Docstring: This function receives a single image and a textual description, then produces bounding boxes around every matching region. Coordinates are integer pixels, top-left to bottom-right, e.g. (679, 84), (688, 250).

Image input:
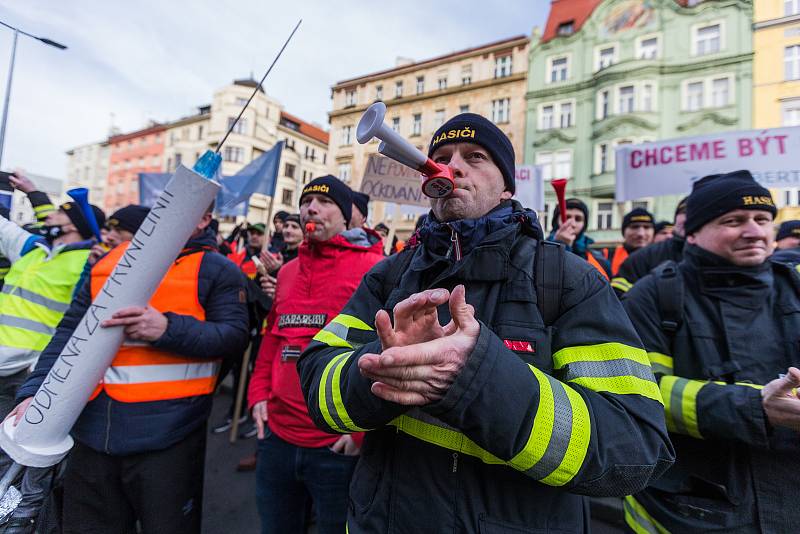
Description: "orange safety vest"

(586, 253), (609, 281)
(610, 245), (629, 276)
(89, 242), (221, 402)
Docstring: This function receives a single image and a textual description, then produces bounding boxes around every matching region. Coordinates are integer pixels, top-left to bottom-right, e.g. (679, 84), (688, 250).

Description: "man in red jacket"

(248, 176), (383, 534)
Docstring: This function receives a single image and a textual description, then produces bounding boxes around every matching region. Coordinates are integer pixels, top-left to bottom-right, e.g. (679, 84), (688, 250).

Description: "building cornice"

(526, 52), (753, 100)
(532, 130), (577, 146)
(676, 110), (738, 131)
(590, 115), (659, 139)
(277, 124), (328, 148)
(330, 72), (527, 120)
(753, 13), (800, 30)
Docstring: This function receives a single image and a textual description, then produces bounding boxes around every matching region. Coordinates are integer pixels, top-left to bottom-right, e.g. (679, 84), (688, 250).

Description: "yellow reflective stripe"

(312, 329), (352, 349)
(331, 352), (367, 432)
(331, 314), (373, 331)
(680, 380), (704, 438)
(714, 380), (763, 390)
(659, 376), (704, 439)
(611, 277), (633, 292)
(390, 415), (505, 465)
(553, 343), (649, 368)
(624, 496), (670, 534)
(647, 352), (673, 375)
(569, 376), (663, 404)
(317, 352), (349, 432)
(541, 383), (591, 486)
(509, 366), (554, 471)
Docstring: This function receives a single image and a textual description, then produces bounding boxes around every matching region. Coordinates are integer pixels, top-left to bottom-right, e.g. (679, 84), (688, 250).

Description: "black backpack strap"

(380, 248), (415, 304)
(535, 240), (565, 326)
(653, 260), (683, 335)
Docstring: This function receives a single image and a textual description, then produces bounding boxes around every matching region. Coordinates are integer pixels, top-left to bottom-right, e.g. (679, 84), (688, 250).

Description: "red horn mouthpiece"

(550, 179), (568, 224)
(305, 221), (316, 233)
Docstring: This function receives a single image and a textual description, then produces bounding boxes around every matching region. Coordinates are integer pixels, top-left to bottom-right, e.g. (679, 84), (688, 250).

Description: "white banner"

(615, 127), (800, 201)
(513, 165), (545, 211)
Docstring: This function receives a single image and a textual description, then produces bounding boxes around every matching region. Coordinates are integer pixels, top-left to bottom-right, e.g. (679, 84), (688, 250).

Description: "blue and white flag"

(218, 141), (284, 210)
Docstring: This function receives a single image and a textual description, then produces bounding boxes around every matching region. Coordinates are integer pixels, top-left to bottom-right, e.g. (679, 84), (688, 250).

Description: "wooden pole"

(384, 203), (402, 255)
(229, 343), (252, 443)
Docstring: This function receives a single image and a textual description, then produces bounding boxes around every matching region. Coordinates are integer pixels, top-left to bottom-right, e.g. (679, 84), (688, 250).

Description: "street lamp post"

(0, 21), (67, 168)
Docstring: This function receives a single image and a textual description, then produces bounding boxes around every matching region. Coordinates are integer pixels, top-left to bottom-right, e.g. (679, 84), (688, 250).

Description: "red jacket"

(248, 229), (384, 448)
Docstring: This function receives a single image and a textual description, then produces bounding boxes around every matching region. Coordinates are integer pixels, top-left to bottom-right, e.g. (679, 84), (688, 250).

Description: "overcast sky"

(0, 1), (549, 179)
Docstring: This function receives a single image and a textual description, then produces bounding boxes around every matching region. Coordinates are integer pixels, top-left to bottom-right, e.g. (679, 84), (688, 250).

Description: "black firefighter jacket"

(622, 244), (800, 533)
(298, 202), (674, 534)
(611, 235), (685, 296)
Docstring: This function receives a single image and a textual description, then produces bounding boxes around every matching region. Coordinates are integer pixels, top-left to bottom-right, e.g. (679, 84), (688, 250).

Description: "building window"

(535, 152), (553, 181)
(375, 85), (383, 100)
(345, 90), (356, 107)
(416, 76), (425, 95)
(782, 98), (800, 126)
(434, 109), (445, 128)
(495, 55), (512, 78)
(285, 163), (295, 178)
(780, 188), (800, 206)
(637, 36), (659, 60)
(491, 98), (510, 123)
(641, 83), (654, 112)
(555, 150), (572, 179)
(597, 202), (613, 230)
(175, 153), (183, 167)
(619, 86), (635, 114)
(395, 81), (403, 98)
(235, 97), (248, 106)
(599, 90), (610, 119)
(549, 57), (569, 83)
(786, 45), (800, 80)
(560, 102), (573, 128)
(437, 77), (447, 90)
(596, 143), (610, 174)
(459, 104), (469, 113)
(227, 117), (247, 135)
(461, 64), (472, 85)
(694, 23), (721, 56)
(557, 21), (574, 36)
(786, 0), (800, 16)
(222, 147), (243, 163)
(338, 163), (352, 184)
(197, 125), (204, 140)
(341, 125), (353, 145)
(392, 117), (400, 132)
(711, 77), (730, 107)
(597, 45), (616, 70)
(686, 81), (704, 111)
(304, 146), (316, 161)
(281, 189), (293, 205)
(541, 105), (555, 130)
(412, 113), (422, 136)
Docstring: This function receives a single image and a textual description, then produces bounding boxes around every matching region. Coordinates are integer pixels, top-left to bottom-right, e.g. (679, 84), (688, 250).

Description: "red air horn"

(356, 102), (454, 198)
(551, 179), (568, 224)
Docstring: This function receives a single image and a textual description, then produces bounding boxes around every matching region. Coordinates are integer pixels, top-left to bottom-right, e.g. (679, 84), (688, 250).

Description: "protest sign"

(360, 154), (429, 207)
(513, 165), (544, 211)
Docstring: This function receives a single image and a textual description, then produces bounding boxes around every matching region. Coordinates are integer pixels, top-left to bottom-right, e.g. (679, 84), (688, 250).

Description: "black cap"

(675, 196), (688, 217)
(300, 175), (353, 224)
(107, 205), (149, 234)
(622, 207), (655, 235)
(284, 213), (301, 226)
(428, 113), (516, 194)
(685, 170), (776, 235)
(273, 211), (289, 222)
(776, 220), (800, 241)
(654, 221), (674, 234)
(60, 201), (106, 240)
(352, 191), (370, 218)
(551, 198), (589, 233)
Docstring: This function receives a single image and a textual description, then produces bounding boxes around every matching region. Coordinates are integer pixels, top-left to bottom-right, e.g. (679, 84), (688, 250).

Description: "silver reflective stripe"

(2, 284), (70, 313)
(563, 359), (656, 384)
(525, 374), (572, 480)
(0, 314), (56, 336)
(323, 321), (365, 351)
(623, 498), (660, 534)
(103, 362), (220, 384)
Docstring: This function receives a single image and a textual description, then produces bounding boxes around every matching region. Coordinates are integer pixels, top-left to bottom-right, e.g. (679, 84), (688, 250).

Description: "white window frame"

(682, 77), (706, 112)
(391, 117), (400, 132)
(639, 81), (657, 112)
(786, 0), (800, 16)
(785, 45), (800, 81)
(495, 55), (512, 78)
(395, 81), (403, 98)
(681, 74), (735, 111)
(535, 152), (553, 182)
(375, 85), (383, 100)
(782, 98), (800, 126)
(710, 76), (732, 108)
(491, 98), (511, 123)
(461, 64), (473, 85)
(416, 76), (425, 95)
(338, 162), (352, 184)
(618, 85), (635, 114)
(635, 33), (661, 60)
(438, 77), (448, 90)
(434, 109), (446, 128)
(546, 54), (571, 84)
(345, 90), (356, 106)
(778, 188), (800, 207)
(597, 89), (611, 120)
(595, 201), (614, 231)
(595, 143), (610, 174)
(554, 150), (572, 180)
(691, 20), (725, 57)
(540, 104), (555, 130)
(594, 43), (619, 72)
(412, 113), (422, 136)
(559, 101), (574, 128)
(341, 125), (353, 145)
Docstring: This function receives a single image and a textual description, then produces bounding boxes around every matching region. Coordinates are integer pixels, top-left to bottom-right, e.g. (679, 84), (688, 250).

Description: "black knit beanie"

(300, 175), (353, 224)
(60, 201), (106, 239)
(622, 207), (655, 235)
(551, 198), (589, 233)
(428, 113), (516, 194)
(685, 170), (776, 235)
(352, 191), (370, 218)
(776, 220), (800, 241)
(107, 205), (149, 234)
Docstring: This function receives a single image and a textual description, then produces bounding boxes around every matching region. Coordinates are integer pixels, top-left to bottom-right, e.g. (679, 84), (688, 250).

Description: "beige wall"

(65, 141), (110, 210)
(329, 37), (529, 236)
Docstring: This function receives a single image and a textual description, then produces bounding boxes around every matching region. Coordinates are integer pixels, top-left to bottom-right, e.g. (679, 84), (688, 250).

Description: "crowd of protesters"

(0, 107), (798, 534)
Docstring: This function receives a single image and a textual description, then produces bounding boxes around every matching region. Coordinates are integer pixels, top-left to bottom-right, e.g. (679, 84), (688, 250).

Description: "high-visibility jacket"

(89, 242), (221, 402)
(299, 200), (674, 533)
(609, 245), (629, 276)
(0, 244), (89, 375)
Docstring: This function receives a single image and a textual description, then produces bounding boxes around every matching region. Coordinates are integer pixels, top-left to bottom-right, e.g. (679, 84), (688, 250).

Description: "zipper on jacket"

(103, 399), (112, 454)
(449, 227), (462, 262)
(451, 452), (459, 473)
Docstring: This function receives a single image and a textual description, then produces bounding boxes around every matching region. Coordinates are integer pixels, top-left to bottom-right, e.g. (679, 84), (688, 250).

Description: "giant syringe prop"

(0, 18), (302, 515)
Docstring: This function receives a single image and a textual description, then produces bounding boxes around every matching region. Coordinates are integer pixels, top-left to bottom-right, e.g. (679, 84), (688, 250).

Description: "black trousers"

(61, 425), (206, 534)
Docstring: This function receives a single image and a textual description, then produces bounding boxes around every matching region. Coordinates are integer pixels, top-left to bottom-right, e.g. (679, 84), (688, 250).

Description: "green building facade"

(525, 0), (753, 244)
